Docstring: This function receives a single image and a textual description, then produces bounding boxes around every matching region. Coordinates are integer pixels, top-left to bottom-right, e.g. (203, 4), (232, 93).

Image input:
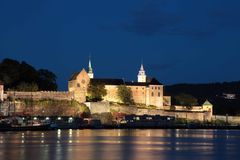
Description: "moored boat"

(0, 117), (51, 131)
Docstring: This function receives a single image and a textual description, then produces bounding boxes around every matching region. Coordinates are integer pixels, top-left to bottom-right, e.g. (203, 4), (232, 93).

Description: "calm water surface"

(0, 129), (240, 160)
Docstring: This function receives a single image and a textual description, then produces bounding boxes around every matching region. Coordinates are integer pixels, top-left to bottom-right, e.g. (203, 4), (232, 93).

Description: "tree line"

(165, 82), (240, 115)
(0, 58), (57, 91)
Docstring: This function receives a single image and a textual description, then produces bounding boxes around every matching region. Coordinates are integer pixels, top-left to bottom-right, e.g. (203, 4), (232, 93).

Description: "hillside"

(0, 58), (57, 91)
(165, 81), (240, 116)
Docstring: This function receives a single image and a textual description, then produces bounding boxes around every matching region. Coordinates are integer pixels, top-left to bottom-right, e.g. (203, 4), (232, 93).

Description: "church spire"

(88, 55), (94, 79)
(88, 58), (93, 73)
(138, 61), (147, 83)
(140, 63), (144, 71)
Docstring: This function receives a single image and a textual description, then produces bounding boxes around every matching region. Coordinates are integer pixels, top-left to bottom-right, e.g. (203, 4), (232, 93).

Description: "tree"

(117, 85), (134, 105)
(0, 58), (21, 88)
(37, 69), (57, 91)
(174, 93), (198, 106)
(0, 58), (58, 91)
(16, 82), (39, 91)
(87, 82), (107, 102)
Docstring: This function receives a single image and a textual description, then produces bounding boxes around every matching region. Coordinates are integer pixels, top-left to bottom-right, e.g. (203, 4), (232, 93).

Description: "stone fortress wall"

(0, 84), (4, 101)
(6, 91), (74, 101)
(87, 102), (213, 121)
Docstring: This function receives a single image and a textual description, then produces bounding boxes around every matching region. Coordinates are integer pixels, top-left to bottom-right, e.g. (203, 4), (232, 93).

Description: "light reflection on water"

(0, 129), (240, 160)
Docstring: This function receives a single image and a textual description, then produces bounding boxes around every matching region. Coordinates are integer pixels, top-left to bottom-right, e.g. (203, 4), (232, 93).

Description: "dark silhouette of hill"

(165, 82), (240, 116)
(0, 58), (57, 91)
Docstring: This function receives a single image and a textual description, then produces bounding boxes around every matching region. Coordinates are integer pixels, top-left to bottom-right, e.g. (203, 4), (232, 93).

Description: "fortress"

(0, 59), (213, 121)
(68, 59), (170, 109)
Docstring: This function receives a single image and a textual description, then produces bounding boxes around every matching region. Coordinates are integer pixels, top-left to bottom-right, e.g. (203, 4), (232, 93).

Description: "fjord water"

(0, 129), (240, 160)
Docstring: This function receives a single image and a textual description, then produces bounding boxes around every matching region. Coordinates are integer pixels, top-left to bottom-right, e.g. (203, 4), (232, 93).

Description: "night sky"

(1, 0), (240, 90)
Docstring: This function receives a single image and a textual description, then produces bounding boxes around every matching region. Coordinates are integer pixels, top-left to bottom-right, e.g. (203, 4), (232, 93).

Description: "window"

(136, 87), (138, 90)
(158, 92), (161, 97)
(155, 87), (157, 90)
(151, 92), (154, 96)
(77, 83), (80, 87)
(158, 87), (160, 90)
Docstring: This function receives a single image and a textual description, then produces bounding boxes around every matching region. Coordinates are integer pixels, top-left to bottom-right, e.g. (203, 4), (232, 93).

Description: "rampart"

(7, 91), (74, 101)
(214, 115), (240, 124)
(87, 102), (213, 121)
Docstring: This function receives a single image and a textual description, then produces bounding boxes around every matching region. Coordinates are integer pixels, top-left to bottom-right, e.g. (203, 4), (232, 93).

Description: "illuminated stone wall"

(7, 91), (74, 101)
(103, 85), (121, 103)
(0, 84), (3, 101)
(68, 69), (90, 103)
(89, 102), (213, 121)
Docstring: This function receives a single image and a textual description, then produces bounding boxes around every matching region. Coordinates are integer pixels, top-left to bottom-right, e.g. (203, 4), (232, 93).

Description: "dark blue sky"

(1, 0), (240, 90)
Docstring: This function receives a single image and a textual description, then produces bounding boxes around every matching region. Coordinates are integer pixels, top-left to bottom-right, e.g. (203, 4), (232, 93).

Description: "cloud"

(121, 0), (240, 38)
(208, 9), (240, 29)
(166, 27), (216, 39)
(122, 1), (182, 36)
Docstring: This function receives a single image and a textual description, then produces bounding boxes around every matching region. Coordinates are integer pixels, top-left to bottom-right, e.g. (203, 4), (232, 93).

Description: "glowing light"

(33, 117), (37, 120)
(69, 129), (73, 137)
(45, 117), (50, 120)
(57, 117), (62, 120)
(57, 129), (61, 138)
(41, 132), (45, 138)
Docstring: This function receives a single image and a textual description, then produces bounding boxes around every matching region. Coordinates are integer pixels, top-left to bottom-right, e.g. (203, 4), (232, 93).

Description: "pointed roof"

(140, 63), (144, 71)
(203, 100), (212, 106)
(125, 78), (162, 86)
(138, 62), (146, 76)
(69, 68), (88, 81)
(88, 58), (93, 73)
(91, 78), (124, 85)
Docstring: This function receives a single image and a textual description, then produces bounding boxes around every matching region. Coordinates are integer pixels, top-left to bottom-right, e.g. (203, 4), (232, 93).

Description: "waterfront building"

(68, 60), (170, 109)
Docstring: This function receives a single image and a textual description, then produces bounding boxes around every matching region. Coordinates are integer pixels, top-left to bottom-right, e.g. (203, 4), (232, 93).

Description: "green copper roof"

(203, 100), (212, 106)
(88, 59), (93, 73)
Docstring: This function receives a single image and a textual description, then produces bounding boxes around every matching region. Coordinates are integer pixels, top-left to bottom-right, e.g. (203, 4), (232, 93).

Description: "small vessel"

(0, 117), (51, 131)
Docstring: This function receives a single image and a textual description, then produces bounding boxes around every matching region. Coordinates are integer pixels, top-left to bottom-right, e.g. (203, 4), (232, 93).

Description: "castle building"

(0, 81), (4, 101)
(68, 61), (170, 109)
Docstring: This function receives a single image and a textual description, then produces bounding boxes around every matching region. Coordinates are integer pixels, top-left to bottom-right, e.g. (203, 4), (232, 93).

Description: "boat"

(0, 117), (51, 131)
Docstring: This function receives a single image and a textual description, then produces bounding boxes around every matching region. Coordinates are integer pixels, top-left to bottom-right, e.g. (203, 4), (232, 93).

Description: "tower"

(137, 63), (147, 82)
(88, 58), (94, 79)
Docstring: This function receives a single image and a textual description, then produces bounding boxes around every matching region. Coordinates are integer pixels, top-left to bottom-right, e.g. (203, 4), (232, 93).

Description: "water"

(0, 129), (240, 160)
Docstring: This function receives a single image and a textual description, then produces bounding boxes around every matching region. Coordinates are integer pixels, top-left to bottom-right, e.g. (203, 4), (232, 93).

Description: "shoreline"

(1, 124), (240, 132)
